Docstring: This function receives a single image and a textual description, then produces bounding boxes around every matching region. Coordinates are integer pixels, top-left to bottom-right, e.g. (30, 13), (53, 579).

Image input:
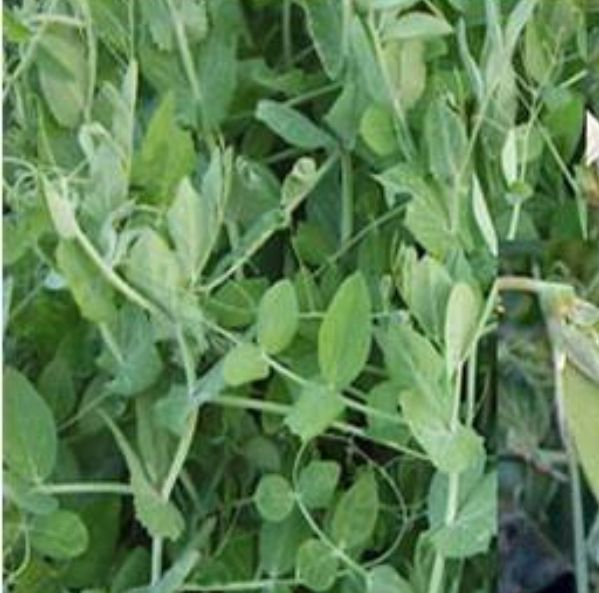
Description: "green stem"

(506, 201), (521, 241)
(36, 482), (132, 496)
(428, 367), (463, 593)
(341, 151), (354, 244)
(181, 579), (297, 592)
(151, 538), (163, 585)
(282, 0), (292, 68)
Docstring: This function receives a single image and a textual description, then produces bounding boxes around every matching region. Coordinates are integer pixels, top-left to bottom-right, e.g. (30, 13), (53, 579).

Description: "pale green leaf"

(298, 460), (341, 509)
(43, 179), (78, 239)
(367, 565), (414, 593)
(471, 175), (498, 256)
(56, 240), (116, 324)
(444, 282), (481, 373)
(167, 178), (217, 282)
(254, 474), (295, 522)
(256, 100), (334, 150)
(285, 384), (345, 442)
(430, 471), (497, 557)
(360, 105), (397, 156)
(36, 26), (88, 128)
(223, 343), (270, 386)
(318, 273), (372, 389)
(30, 510), (89, 560)
(257, 280), (299, 355)
(501, 128), (519, 185)
(385, 12), (453, 40)
(296, 539), (338, 592)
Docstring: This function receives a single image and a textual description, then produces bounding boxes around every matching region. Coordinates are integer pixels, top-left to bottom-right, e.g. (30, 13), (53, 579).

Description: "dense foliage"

(2, 1), (598, 593)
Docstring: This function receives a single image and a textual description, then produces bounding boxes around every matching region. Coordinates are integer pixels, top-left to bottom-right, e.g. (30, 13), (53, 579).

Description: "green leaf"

(126, 228), (183, 314)
(296, 539), (338, 592)
(559, 324), (599, 384)
(444, 282), (481, 373)
(471, 175), (498, 256)
(98, 306), (163, 396)
(254, 474), (295, 522)
(257, 280), (299, 355)
(4, 367), (57, 483)
(30, 510), (89, 560)
(35, 25), (88, 127)
(425, 96), (468, 185)
(385, 12), (453, 40)
(331, 470), (379, 550)
(37, 353), (76, 423)
(223, 342), (270, 386)
(285, 384), (345, 442)
(429, 471), (497, 557)
(367, 565), (414, 593)
(563, 364), (599, 503)
(501, 128), (519, 185)
(383, 322), (445, 396)
(402, 389), (484, 474)
(395, 247), (453, 344)
(298, 460), (341, 508)
(360, 105), (397, 156)
(42, 178), (78, 239)
(167, 178), (217, 282)
(56, 240), (116, 324)
(319, 273), (372, 388)
(256, 100), (334, 150)
(367, 382), (407, 444)
(301, 0), (344, 79)
(102, 414), (184, 540)
(132, 93), (196, 201)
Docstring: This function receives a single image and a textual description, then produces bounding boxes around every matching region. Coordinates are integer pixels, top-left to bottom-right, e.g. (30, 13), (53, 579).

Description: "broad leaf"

(4, 368), (57, 483)
(30, 510), (89, 560)
(318, 273), (372, 388)
(298, 460), (341, 509)
(296, 539), (338, 592)
(257, 280), (299, 355)
(254, 474), (295, 522)
(223, 342), (270, 386)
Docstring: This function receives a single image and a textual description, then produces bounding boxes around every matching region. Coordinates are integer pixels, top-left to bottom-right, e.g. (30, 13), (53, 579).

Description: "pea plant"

(498, 243), (599, 593)
(2, 1), (597, 593)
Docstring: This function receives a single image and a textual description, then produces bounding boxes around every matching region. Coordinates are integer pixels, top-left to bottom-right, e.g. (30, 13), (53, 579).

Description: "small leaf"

(444, 282), (481, 373)
(223, 343), (270, 386)
(43, 179), (78, 239)
(285, 384), (345, 442)
(296, 539), (338, 592)
(319, 273), (372, 389)
(254, 474), (295, 522)
(367, 565), (414, 593)
(385, 12), (453, 40)
(30, 510), (89, 560)
(298, 460), (341, 509)
(331, 470), (379, 550)
(134, 549), (200, 593)
(360, 105), (397, 156)
(256, 100), (334, 150)
(4, 367), (57, 483)
(471, 175), (498, 256)
(501, 128), (519, 185)
(257, 280), (299, 355)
